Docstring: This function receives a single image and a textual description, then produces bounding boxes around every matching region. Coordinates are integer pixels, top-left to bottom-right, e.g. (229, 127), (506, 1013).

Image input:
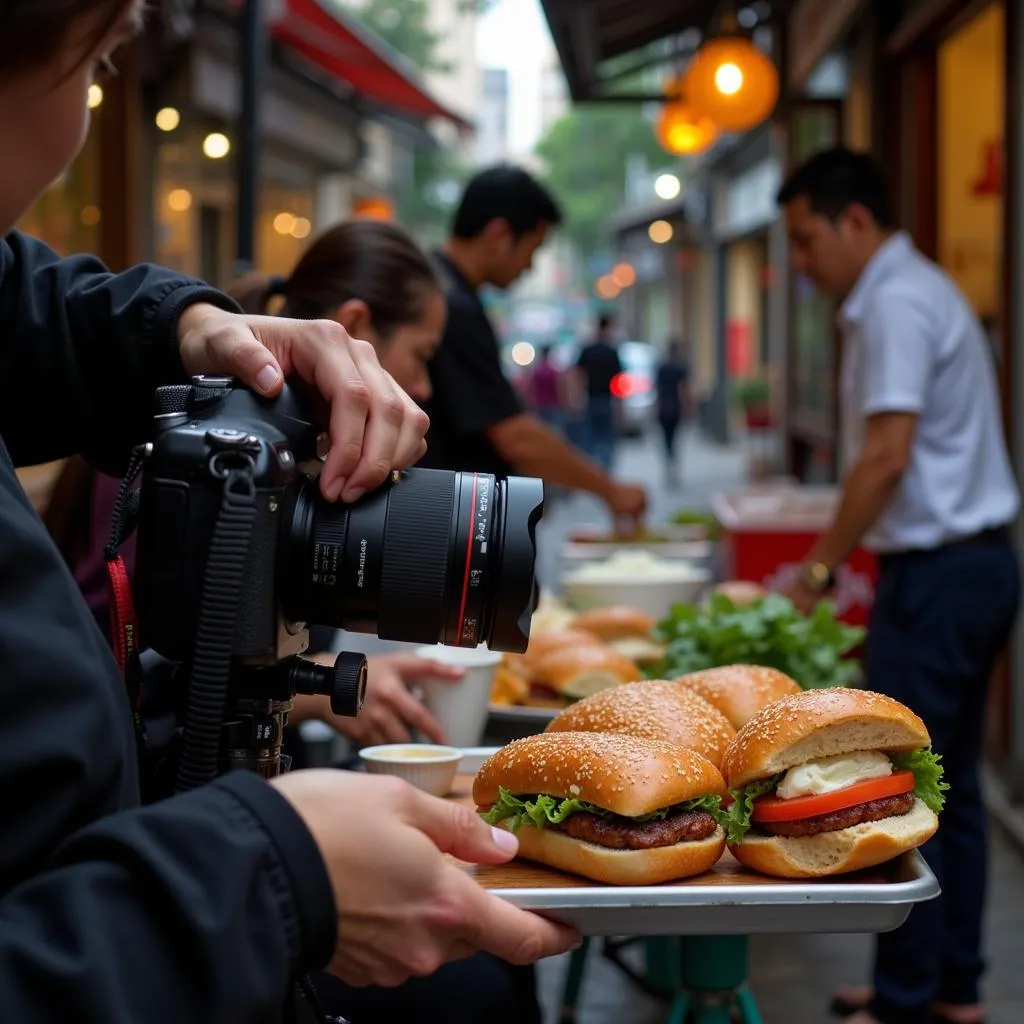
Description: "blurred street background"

(14, 0), (1024, 1022)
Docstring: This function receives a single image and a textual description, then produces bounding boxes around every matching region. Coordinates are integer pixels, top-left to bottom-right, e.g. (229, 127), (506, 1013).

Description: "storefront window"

(937, 2), (1004, 343)
(17, 130), (101, 255)
(788, 103), (841, 423)
(152, 119), (318, 287)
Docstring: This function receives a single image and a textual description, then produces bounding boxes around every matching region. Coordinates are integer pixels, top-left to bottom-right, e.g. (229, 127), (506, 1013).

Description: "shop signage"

(715, 158), (782, 239)
(787, 0), (868, 92)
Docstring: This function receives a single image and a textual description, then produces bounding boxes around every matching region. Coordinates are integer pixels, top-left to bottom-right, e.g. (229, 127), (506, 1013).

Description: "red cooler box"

(712, 485), (878, 629)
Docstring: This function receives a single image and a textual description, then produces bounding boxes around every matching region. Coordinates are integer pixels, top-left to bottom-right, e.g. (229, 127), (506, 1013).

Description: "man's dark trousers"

(866, 531), (1020, 1024)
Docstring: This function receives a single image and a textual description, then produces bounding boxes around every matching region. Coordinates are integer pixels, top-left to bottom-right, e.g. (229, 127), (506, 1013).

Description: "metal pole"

(236, 0), (267, 272)
(1007, 0), (1024, 803)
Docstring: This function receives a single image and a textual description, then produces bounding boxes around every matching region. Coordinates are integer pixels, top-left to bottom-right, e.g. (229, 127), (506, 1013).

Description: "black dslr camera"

(128, 376), (544, 801)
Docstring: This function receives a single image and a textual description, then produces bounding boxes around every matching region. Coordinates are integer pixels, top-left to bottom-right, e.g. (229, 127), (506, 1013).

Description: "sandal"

(829, 993), (986, 1024)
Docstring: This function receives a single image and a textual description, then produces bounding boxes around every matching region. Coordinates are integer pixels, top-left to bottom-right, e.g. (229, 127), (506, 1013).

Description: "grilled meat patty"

(758, 792), (916, 838)
(552, 809), (718, 850)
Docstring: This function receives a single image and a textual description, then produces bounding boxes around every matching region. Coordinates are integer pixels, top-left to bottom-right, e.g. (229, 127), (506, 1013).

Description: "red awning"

(271, 0), (472, 130)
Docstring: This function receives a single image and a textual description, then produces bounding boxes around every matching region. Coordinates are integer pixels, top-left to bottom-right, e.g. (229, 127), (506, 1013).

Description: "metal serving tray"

(467, 851), (939, 937)
(454, 756), (939, 937)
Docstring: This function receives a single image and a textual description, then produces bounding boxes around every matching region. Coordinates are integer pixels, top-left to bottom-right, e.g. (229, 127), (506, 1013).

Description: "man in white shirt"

(778, 148), (1020, 1024)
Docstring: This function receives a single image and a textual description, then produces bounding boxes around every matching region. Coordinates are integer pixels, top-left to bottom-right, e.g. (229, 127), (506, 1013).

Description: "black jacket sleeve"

(0, 441), (336, 1021)
(0, 772), (336, 1023)
(0, 231), (238, 473)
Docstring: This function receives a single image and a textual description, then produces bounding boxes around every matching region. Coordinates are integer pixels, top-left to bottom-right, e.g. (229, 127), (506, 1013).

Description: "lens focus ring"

(377, 472), (456, 642)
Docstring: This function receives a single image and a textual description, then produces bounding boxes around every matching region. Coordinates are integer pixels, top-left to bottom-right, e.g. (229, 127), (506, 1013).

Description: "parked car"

(501, 337), (656, 437)
(611, 340), (656, 437)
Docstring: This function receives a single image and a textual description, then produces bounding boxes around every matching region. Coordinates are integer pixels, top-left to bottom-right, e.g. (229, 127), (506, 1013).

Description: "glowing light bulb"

(715, 62), (744, 96)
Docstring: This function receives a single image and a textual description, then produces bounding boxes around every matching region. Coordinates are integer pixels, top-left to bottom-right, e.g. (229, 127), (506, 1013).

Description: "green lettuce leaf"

(718, 775), (783, 845)
(480, 786), (723, 833)
(650, 593), (865, 690)
(890, 749), (949, 814)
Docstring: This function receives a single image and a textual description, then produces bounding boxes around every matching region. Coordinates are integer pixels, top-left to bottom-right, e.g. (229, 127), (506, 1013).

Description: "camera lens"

(281, 468), (544, 654)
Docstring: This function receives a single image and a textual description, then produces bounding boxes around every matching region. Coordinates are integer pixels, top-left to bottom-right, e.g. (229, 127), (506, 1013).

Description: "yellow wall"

(694, 247), (716, 395)
(725, 238), (766, 374)
(937, 2), (1004, 318)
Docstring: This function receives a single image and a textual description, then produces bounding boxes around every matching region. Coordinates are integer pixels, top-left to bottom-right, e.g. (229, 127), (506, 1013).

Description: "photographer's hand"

(293, 653), (463, 745)
(177, 305), (429, 502)
(272, 771), (581, 986)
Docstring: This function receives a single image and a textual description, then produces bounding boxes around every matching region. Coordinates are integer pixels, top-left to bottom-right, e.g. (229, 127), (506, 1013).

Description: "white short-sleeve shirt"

(838, 231), (1019, 553)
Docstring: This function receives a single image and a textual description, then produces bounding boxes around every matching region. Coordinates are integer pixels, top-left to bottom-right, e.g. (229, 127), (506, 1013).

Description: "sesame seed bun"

(721, 688), (932, 790)
(572, 606), (657, 640)
(676, 665), (802, 729)
(531, 644), (642, 697)
(505, 821), (726, 886)
(475, 732), (727, 885)
(728, 799), (938, 878)
(474, 731), (726, 816)
(544, 680), (737, 768)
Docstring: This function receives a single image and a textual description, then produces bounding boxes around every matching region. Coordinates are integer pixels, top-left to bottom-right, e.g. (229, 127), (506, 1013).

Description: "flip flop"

(829, 995), (986, 1024)
(829, 994), (869, 1017)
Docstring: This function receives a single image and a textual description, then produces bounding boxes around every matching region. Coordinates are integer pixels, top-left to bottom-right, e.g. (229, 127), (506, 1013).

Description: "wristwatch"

(800, 560), (836, 593)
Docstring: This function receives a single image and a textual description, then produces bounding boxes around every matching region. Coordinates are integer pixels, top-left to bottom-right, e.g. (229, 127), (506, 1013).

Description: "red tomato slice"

(752, 770), (915, 823)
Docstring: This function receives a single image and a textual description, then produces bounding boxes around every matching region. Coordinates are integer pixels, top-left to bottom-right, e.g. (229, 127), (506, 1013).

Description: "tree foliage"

(535, 105), (677, 262)
(346, 0), (490, 240)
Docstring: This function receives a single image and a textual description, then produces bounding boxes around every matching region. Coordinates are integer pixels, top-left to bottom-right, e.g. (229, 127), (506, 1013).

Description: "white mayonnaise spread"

(776, 750), (892, 800)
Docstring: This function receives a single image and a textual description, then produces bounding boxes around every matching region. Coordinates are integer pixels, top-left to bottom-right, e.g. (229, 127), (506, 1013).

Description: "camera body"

(135, 376), (314, 665)
(130, 377), (544, 795)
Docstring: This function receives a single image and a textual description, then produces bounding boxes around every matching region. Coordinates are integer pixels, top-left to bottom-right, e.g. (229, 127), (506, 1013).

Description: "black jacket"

(0, 233), (335, 1021)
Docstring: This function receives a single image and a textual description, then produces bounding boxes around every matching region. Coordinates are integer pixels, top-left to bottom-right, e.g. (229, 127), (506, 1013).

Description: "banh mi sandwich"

(572, 606), (665, 666)
(530, 644), (642, 702)
(519, 627), (605, 674)
(503, 628), (605, 695)
(475, 732), (727, 885)
(544, 680), (736, 768)
(676, 665), (802, 729)
(720, 688), (946, 878)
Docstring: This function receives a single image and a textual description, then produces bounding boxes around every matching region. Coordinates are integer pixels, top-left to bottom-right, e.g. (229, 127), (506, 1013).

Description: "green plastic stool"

(558, 935), (762, 1024)
(665, 936), (762, 1024)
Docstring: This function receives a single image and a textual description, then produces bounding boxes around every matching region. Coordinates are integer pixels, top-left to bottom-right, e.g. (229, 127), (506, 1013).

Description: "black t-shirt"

(576, 340), (622, 398)
(418, 253), (522, 476)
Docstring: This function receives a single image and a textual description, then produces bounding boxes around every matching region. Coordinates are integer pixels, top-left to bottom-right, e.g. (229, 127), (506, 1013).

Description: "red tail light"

(610, 371), (651, 399)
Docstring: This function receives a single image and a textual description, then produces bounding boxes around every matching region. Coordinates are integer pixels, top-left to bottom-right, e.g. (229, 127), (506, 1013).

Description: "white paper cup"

(414, 645), (503, 748)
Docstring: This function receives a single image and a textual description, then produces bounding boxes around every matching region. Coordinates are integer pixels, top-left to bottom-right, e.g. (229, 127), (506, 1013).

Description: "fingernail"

(325, 478), (344, 502)
(490, 826), (518, 855)
(255, 364), (281, 393)
(570, 938), (584, 950)
(341, 486), (365, 503)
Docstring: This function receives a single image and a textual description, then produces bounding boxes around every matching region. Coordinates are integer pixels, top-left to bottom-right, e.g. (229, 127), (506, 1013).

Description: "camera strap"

(175, 452), (258, 792)
(103, 446), (148, 742)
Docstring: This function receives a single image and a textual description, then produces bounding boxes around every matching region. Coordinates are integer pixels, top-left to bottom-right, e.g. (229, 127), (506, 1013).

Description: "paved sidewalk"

(534, 821), (1024, 1024)
(535, 427), (747, 590)
(531, 427), (1024, 1024)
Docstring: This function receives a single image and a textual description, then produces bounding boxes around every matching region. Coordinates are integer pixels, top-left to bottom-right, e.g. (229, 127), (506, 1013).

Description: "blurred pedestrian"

(778, 147), (1020, 1024)
(420, 166), (646, 529)
(575, 312), (622, 471)
(655, 338), (691, 487)
(525, 344), (568, 432)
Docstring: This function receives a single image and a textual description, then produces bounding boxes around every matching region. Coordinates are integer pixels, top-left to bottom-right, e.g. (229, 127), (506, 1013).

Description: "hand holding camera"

(273, 770), (582, 988)
(177, 303), (429, 503)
